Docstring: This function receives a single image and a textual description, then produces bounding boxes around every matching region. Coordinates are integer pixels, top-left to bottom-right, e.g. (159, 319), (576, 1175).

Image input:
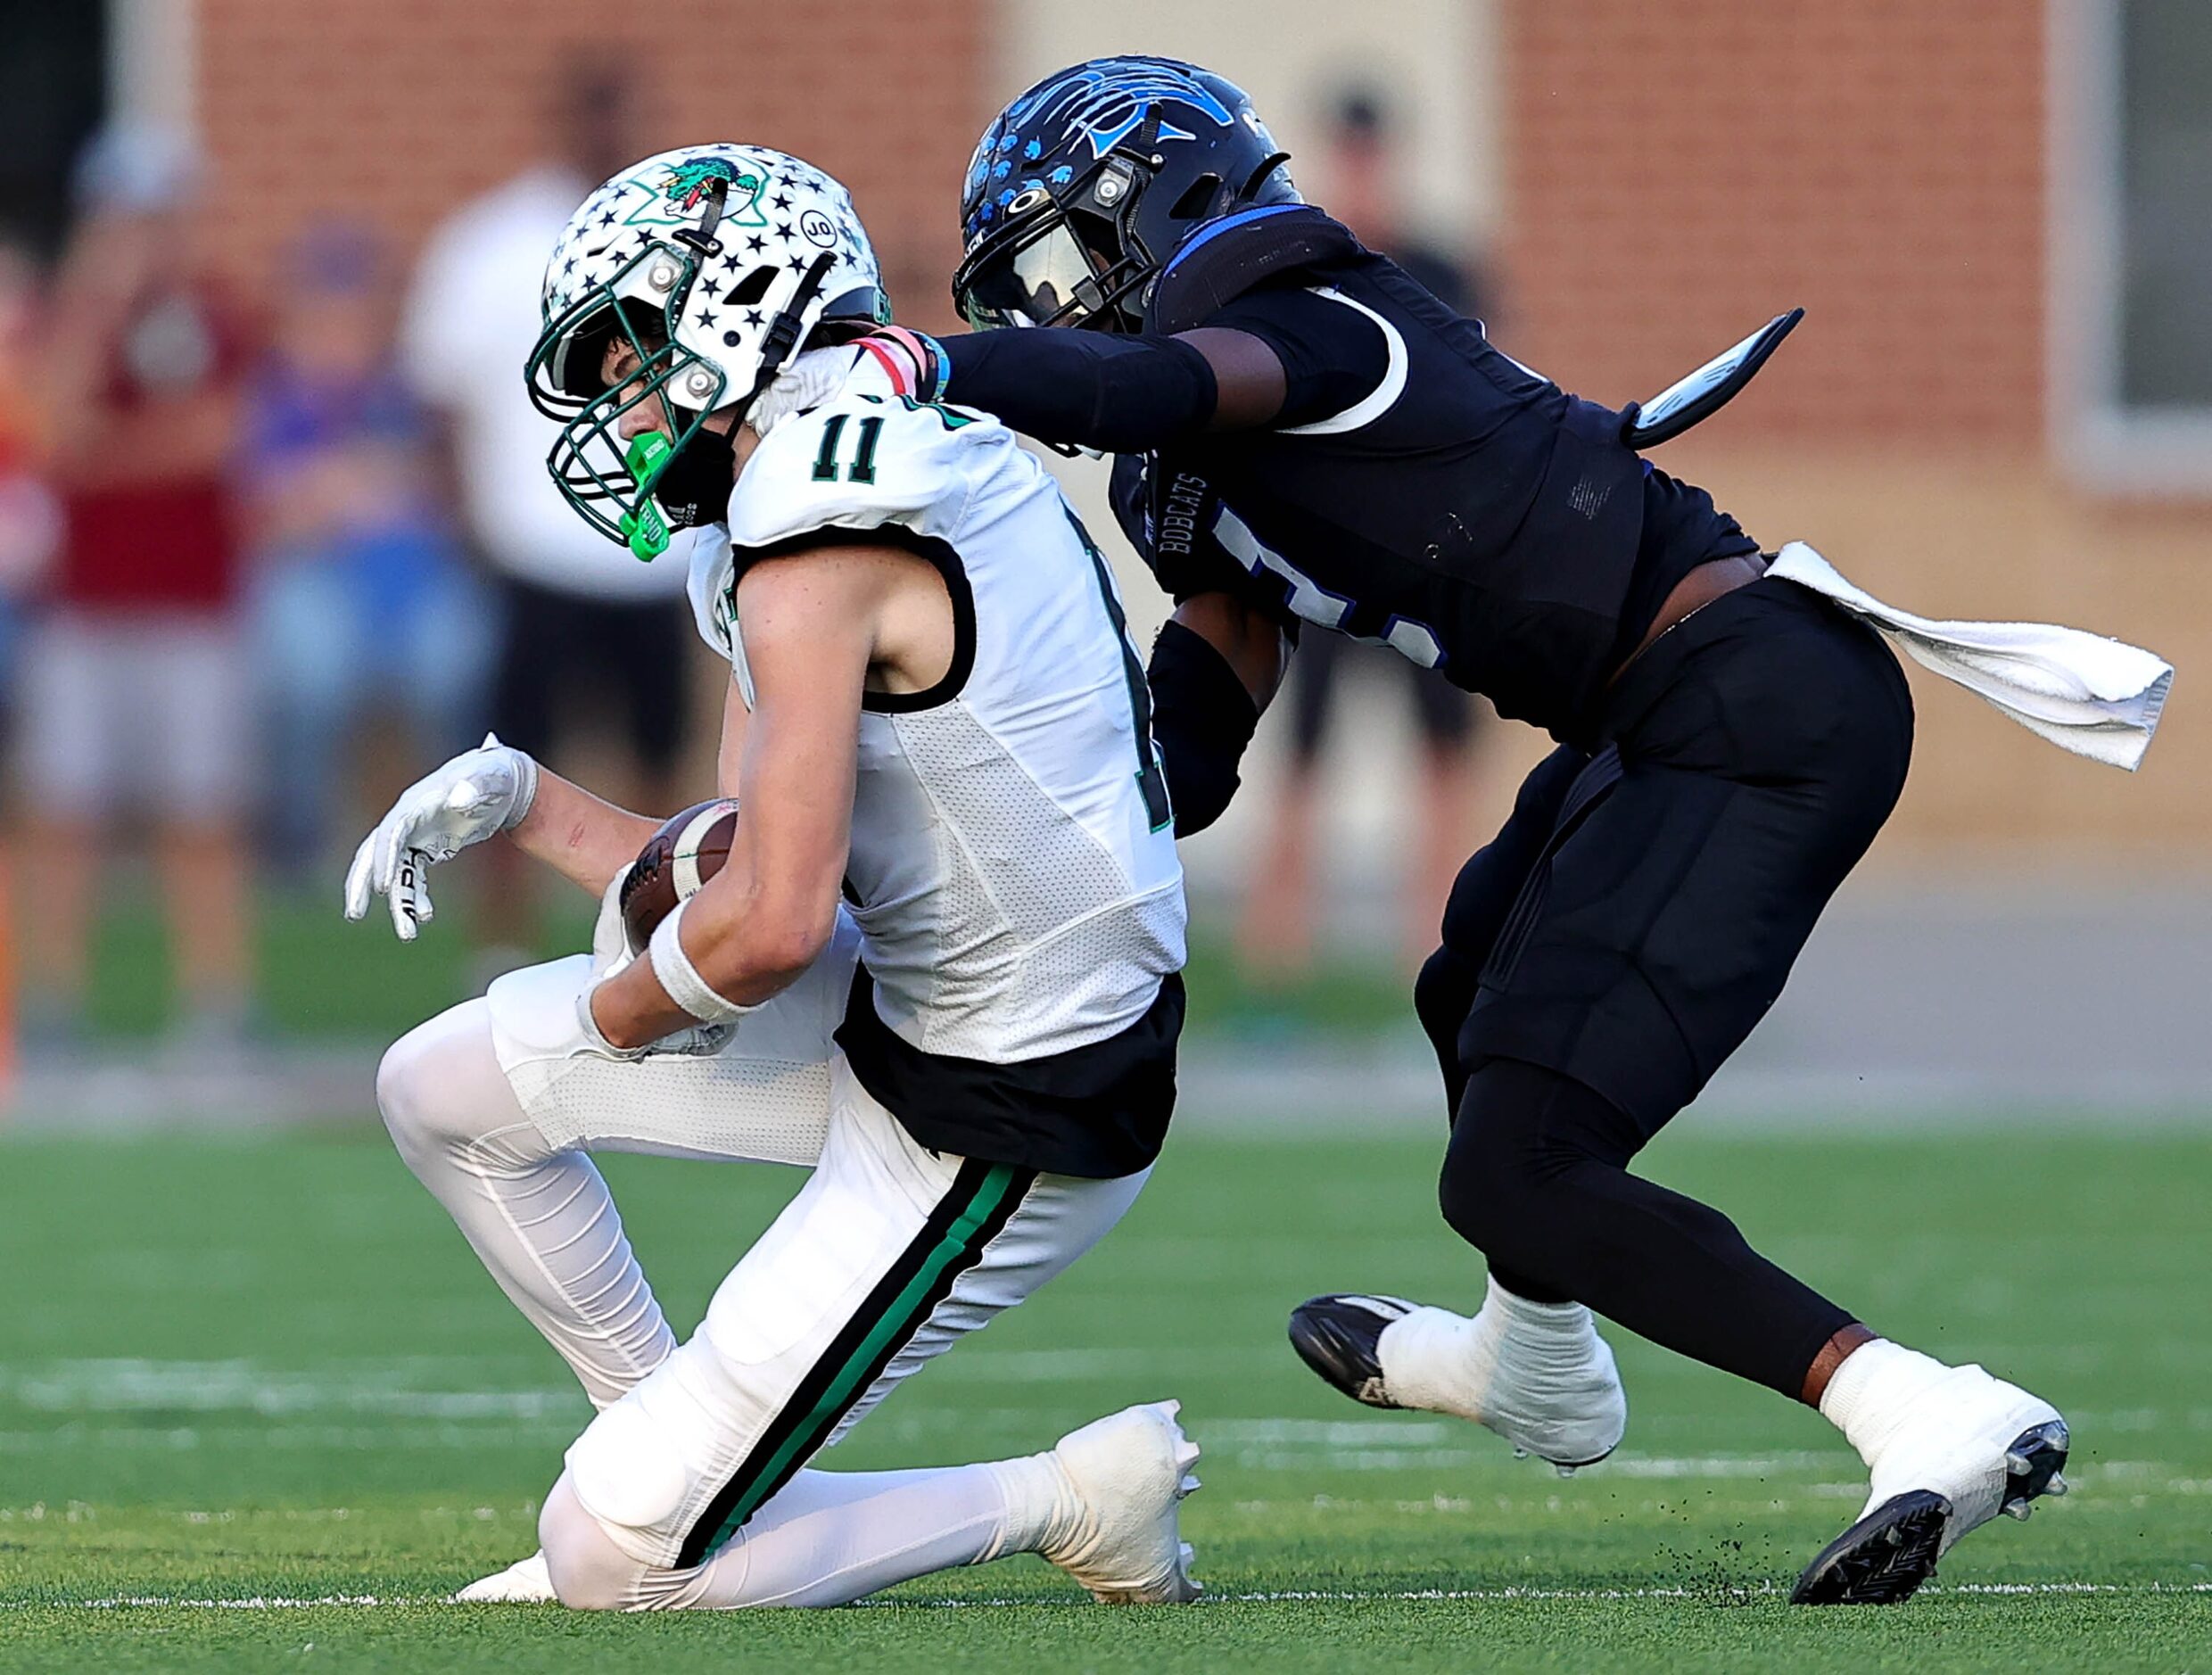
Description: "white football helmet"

(525, 144), (885, 560)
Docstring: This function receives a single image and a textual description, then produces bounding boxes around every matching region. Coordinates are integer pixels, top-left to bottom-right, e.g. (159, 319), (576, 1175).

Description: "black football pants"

(1419, 578), (1912, 1397)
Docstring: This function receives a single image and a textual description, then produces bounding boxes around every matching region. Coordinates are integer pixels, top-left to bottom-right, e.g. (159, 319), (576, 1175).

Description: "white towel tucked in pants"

(1766, 542), (2172, 771)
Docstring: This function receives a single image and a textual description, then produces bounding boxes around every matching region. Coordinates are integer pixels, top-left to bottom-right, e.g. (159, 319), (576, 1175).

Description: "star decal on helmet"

(529, 143), (887, 557)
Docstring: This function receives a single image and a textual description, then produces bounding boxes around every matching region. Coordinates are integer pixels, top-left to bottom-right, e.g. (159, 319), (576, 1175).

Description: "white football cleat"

(1038, 1400), (1202, 1605)
(1290, 1283), (1627, 1470)
(1795, 1359), (2068, 1605)
(455, 1549), (557, 1604)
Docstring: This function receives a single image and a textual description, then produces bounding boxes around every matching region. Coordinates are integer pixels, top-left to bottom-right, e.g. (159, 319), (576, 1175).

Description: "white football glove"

(343, 734), (540, 941)
(747, 345), (871, 437)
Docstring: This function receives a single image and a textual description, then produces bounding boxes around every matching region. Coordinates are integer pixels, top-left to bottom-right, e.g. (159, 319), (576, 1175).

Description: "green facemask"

(524, 245), (728, 563)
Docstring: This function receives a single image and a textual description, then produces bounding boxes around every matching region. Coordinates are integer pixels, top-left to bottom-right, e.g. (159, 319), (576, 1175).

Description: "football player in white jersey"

(343, 145), (1198, 1611)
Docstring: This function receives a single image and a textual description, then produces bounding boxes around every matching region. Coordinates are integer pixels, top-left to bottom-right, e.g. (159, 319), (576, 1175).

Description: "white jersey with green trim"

(686, 367), (1185, 1066)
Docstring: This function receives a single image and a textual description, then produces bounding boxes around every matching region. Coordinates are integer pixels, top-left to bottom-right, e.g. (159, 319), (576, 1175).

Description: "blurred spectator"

(243, 224), (491, 876)
(1238, 90), (1490, 978)
(16, 126), (255, 1046)
(399, 58), (691, 977)
(0, 242), (61, 712)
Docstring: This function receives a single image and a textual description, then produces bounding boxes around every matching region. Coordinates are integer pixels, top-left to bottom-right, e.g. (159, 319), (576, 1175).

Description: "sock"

(1817, 1337), (1956, 1468)
(546, 1462), (1042, 1609)
(1817, 1337), (2067, 1541)
(1381, 1276), (1597, 1416)
(1375, 1275), (1625, 1464)
(981, 1450), (1081, 1560)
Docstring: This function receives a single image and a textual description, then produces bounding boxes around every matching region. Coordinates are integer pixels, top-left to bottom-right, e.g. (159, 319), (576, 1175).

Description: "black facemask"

(648, 422), (736, 531)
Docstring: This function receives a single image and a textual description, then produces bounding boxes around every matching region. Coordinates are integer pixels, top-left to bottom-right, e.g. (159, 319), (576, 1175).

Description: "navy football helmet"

(952, 56), (1299, 334)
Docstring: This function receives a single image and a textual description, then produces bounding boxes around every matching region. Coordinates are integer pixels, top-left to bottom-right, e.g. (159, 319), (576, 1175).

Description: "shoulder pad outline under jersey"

(725, 387), (981, 555)
(1151, 204), (1365, 334)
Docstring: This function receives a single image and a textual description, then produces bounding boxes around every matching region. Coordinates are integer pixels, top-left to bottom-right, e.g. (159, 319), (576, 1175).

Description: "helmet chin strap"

(733, 250), (837, 425)
(619, 198), (831, 558)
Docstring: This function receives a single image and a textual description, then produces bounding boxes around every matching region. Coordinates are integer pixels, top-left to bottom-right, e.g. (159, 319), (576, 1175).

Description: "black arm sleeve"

(1146, 618), (1261, 838)
(936, 330), (1218, 451)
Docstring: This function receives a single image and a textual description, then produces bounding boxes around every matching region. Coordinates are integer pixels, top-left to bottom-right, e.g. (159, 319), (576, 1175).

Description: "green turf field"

(1, 1125), (2206, 1671)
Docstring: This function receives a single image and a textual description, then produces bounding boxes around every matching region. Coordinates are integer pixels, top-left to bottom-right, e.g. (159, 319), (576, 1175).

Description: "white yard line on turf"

(0, 1359), (577, 1418)
(12, 1581), (2208, 1611)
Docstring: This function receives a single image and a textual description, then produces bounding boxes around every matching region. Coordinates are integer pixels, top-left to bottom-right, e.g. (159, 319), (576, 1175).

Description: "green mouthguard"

(621, 432), (675, 561)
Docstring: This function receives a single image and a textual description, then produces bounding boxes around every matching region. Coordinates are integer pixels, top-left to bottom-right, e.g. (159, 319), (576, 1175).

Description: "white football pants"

(376, 917), (1148, 1605)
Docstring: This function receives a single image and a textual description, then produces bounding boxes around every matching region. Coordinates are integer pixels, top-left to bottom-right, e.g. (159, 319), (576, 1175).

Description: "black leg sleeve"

(1438, 1058), (1857, 1398)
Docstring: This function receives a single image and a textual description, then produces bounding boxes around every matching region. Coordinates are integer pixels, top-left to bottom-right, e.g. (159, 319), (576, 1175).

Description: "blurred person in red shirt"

(1237, 89), (1490, 981)
(243, 225), (491, 877)
(15, 126), (255, 1048)
(400, 60), (693, 981)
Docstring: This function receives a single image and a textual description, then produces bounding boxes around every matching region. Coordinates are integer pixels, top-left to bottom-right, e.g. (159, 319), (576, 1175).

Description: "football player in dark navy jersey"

(845, 57), (2071, 1604)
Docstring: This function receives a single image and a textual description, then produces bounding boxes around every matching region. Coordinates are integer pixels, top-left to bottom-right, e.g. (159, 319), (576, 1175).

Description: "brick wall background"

(1502, 0), (2046, 450)
(1497, 0), (2208, 868)
(195, 0), (983, 331)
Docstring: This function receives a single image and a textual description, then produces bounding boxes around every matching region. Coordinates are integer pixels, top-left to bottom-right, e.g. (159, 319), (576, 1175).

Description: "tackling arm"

(891, 326), (1289, 450)
(1149, 590), (1289, 838)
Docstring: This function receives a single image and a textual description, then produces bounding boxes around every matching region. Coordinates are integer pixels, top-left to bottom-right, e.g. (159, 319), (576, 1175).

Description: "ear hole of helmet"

(726, 266), (778, 307)
(1169, 173), (1225, 222)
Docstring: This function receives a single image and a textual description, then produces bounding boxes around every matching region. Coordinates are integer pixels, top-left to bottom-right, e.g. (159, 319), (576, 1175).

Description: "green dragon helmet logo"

(664, 158), (736, 211)
(622, 155), (768, 229)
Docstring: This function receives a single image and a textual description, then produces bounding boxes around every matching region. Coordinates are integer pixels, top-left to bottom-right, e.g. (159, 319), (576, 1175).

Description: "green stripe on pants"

(702, 1161), (1022, 1552)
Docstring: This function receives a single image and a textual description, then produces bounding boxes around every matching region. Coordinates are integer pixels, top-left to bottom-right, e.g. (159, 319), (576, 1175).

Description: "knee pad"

(557, 1349), (743, 1572)
(376, 997), (524, 1160)
(539, 1472), (644, 1611)
(566, 1398), (691, 1536)
(375, 1021), (449, 1156)
(1413, 945), (1479, 1117)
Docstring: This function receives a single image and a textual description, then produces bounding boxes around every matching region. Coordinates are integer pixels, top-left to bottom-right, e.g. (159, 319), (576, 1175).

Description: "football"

(618, 797), (740, 953)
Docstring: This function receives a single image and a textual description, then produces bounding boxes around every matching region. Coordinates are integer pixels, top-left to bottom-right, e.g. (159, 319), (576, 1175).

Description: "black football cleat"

(1788, 1489), (1952, 1605)
(1288, 1294), (1419, 1409)
(1791, 1418), (2070, 1605)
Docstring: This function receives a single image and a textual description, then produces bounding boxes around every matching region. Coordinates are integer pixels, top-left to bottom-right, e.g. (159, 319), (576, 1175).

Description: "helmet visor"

(955, 205), (1146, 333)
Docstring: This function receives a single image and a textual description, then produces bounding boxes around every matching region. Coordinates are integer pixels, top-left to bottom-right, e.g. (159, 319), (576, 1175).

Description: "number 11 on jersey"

(811, 413), (884, 484)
